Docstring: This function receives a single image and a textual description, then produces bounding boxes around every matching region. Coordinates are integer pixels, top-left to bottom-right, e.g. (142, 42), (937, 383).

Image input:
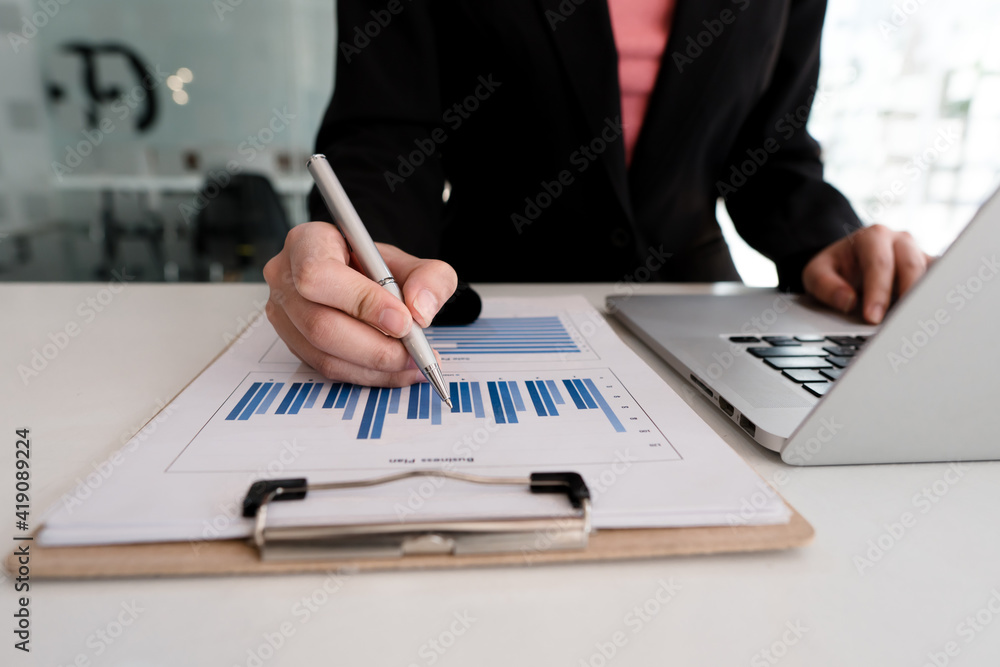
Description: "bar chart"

(424, 316), (582, 354)
(172, 368), (680, 472)
(224, 374), (629, 438)
(259, 315), (598, 365)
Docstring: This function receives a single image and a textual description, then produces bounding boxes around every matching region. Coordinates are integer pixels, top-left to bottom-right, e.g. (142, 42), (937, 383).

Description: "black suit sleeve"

(721, 0), (862, 292)
(310, 0), (446, 258)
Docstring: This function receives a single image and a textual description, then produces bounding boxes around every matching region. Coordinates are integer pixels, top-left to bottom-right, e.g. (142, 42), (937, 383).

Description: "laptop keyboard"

(729, 335), (870, 398)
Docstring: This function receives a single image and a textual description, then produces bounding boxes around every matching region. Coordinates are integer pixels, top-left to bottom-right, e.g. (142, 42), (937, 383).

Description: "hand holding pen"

(263, 156), (457, 400)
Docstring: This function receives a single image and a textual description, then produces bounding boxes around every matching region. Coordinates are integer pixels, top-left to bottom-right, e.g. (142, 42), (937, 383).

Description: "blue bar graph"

(424, 316), (580, 354)
(275, 383), (303, 415)
(584, 379), (626, 433)
(288, 382), (314, 415)
(342, 385), (362, 419)
(460, 382), (472, 414)
(497, 381), (519, 424)
(226, 374), (631, 438)
(572, 379), (599, 409)
(487, 382), (505, 424)
(357, 388), (381, 439)
(471, 382), (485, 418)
(507, 381), (525, 411)
(418, 383), (430, 420)
(335, 384), (353, 409)
(525, 381), (547, 417)
(226, 382), (262, 420)
(399, 385), (442, 426)
(238, 382), (272, 420)
(322, 383), (342, 409)
(303, 383), (323, 409)
(371, 388), (391, 438)
(545, 380), (565, 404)
(255, 382), (284, 414)
(562, 379), (586, 410)
(536, 380), (559, 417)
(407, 382), (420, 419)
(431, 390), (442, 425)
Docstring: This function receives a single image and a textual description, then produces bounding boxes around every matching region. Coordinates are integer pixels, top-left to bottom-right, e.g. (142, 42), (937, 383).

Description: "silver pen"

(306, 154), (452, 408)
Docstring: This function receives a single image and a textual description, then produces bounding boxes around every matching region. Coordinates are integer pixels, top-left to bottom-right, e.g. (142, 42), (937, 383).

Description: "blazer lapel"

(534, 0), (633, 223)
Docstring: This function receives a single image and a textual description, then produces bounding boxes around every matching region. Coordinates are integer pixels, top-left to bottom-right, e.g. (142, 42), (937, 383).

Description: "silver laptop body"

(608, 188), (1000, 465)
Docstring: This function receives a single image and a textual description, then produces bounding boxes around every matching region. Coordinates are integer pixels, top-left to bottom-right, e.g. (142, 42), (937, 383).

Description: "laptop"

(608, 187), (1000, 465)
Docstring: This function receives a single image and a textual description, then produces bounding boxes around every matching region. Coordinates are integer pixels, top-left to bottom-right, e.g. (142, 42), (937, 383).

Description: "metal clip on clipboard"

(241, 471), (592, 562)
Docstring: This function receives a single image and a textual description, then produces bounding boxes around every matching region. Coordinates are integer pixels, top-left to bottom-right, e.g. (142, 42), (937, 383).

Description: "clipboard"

(11, 469), (812, 579)
(9, 297), (814, 579)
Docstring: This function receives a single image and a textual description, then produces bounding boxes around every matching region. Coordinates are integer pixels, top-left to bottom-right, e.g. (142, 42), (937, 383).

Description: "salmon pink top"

(606, 0), (677, 166)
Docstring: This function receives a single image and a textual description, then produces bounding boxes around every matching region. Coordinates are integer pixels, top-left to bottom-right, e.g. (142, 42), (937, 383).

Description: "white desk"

(4, 282), (999, 666)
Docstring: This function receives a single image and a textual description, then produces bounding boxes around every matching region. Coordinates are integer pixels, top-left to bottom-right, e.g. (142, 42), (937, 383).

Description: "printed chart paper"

(39, 296), (788, 547)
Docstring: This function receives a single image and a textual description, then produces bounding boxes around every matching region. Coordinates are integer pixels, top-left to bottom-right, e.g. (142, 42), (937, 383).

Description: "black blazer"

(311, 0), (862, 289)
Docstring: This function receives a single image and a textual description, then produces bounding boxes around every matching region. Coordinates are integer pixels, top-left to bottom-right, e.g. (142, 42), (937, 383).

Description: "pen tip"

(445, 398), (454, 409)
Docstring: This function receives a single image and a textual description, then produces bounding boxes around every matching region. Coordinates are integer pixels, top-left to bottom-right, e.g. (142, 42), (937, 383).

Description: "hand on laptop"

(802, 224), (934, 325)
(263, 221), (457, 386)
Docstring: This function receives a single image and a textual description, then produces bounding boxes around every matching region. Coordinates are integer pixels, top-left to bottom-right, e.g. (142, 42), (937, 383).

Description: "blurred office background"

(0, 0), (333, 282)
(0, 0), (998, 284)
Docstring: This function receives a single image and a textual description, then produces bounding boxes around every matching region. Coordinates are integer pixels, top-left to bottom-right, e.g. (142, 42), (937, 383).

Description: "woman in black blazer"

(264, 0), (932, 387)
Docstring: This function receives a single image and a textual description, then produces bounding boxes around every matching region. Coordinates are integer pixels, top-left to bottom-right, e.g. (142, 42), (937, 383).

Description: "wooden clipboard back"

(10, 507), (812, 579)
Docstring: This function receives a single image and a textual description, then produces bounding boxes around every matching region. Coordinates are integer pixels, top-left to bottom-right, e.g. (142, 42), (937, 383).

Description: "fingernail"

(835, 289), (856, 313)
(867, 304), (885, 324)
(379, 308), (410, 337)
(413, 289), (439, 326)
